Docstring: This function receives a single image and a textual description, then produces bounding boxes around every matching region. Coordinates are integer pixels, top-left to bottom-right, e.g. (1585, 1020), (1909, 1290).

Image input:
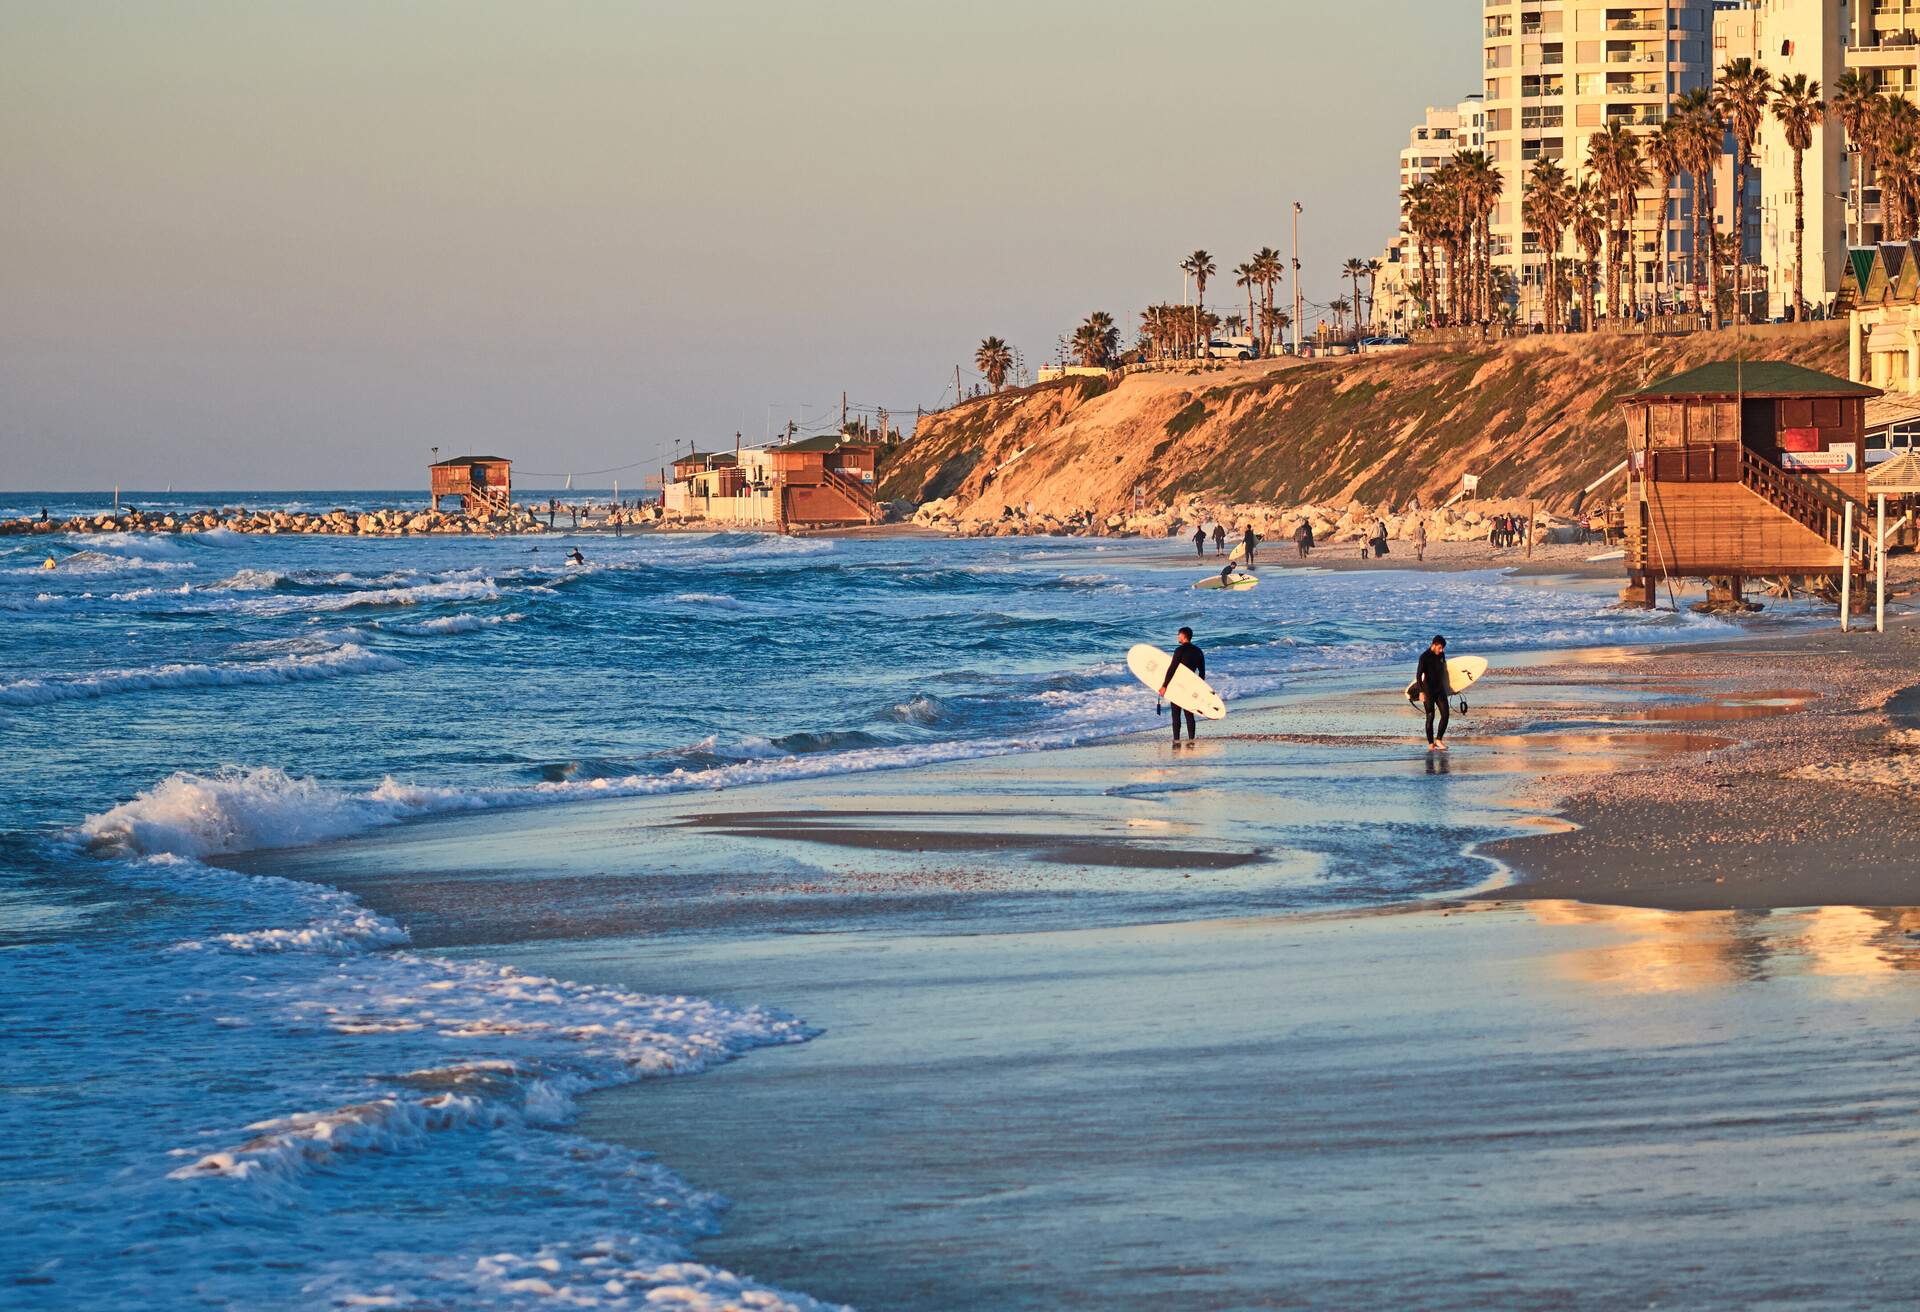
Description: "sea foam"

(0, 643), (402, 707)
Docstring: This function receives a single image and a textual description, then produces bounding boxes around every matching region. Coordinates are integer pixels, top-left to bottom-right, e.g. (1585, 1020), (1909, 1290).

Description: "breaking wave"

(0, 644), (403, 707)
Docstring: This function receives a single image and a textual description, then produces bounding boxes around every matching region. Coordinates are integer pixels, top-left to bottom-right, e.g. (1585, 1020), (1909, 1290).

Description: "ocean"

(1, 498), (1758, 1308)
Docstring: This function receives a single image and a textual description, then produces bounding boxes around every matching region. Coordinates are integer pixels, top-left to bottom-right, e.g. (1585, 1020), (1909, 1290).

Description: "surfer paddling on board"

(1412, 634), (1452, 751)
(1160, 627), (1206, 743)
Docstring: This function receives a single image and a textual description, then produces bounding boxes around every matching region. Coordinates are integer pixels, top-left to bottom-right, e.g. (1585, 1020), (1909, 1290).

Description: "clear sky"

(0, 1), (1476, 492)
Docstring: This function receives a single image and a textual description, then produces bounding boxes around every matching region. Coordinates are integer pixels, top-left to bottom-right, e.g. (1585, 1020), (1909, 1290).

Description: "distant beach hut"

(430, 456), (512, 516)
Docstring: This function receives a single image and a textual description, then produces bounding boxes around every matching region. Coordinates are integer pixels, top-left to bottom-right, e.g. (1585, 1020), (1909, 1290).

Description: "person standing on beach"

(1411, 517), (1427, 562)
(1193, 525), (1206, 557)
(1212, 522), (1227, 555)
(1294, 520), (1313, 557)
(1412, 635), (1451, 751)
(1241, 525), (1258, 568)
(1160, 626), (1205, 744)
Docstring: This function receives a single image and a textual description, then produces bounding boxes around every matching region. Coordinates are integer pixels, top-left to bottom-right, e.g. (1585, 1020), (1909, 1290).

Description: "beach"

(10, 523), (1920, 1310)
(236, 584), (1920, 1309)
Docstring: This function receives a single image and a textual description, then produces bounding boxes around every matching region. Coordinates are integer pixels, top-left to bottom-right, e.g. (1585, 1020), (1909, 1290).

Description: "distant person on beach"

(1159, 626), (1206, 744)
(1369, 520), (1389, 559)
(1212, 523), (1227, 555)
(1411, 517), (1427, 562)
(1193, 526), (1206, 557)
(1241, 525), (1258, 568)
(1412, 634), (1451, 752)
(1294, 520), (1313, 557)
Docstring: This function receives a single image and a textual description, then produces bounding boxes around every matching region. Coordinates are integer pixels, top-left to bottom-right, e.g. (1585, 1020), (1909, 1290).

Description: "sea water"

(0, 505), (1750, 1308)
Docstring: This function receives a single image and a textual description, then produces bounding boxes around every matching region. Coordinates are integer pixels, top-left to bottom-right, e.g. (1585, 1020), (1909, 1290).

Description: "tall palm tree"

(1715, 56), (1773, 325)
(1672, 87), (1720, 317)
(1585, 124), (1638, 318)
(1402, 180), (1436, 326)
(1235, 261), (1260, 355)
(1182, 250), (1215, 357)
(1252, 246), (1284, 355)
(1647, 119), (1686, 317)
(1771, 73), (1826, 321)
(1342, 258), (1368, 332)
(1523, 158), (1574, 332)
(1454, 151), (1503, 325)
(1832, 70), (1882, 247)
(975, 336), (1014, 391)
(1573, 178), (1606, 331)
(1365, 258), (1382, 330)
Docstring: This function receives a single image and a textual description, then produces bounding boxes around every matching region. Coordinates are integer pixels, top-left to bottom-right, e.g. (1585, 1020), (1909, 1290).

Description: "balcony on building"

(1605, 9), (1664, 34)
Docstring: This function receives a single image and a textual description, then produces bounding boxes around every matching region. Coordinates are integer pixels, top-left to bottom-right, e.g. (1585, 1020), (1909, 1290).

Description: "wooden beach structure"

(663, 434), (881, 531)
(430, 455), (512, 516)
(1620, 362), (1880, 608)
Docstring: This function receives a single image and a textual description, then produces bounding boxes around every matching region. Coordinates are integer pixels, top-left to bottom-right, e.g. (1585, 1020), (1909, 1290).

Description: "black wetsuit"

(1163, 641), (1206, 740)
(1414, 648), (1451, 744)
(1193, 528), (1206, 557)
(1241, 528), (1257, 567)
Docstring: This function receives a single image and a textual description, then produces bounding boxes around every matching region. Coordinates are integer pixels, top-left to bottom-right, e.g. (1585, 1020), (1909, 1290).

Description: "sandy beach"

(232, 592), (1920, 1309)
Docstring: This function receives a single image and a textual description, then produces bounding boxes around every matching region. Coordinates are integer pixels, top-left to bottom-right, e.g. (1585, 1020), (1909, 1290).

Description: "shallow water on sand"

(0, 523), (1842, 1308)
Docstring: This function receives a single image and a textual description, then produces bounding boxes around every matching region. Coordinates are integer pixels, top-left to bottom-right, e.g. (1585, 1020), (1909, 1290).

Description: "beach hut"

(430, 456), (512, 516)
(1869, 450), (1920, 550)
(1620, 361), (1880, 607)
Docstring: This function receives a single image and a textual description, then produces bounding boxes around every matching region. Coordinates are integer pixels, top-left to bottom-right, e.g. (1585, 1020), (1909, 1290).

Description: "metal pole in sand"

(1841, 501), (1854, 632)
(1877, 493), (1887, 634)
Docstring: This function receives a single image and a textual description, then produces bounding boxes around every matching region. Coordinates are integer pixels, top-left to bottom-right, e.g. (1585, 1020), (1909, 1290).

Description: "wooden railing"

(1738, 447), (1871, 566)
(822, 468), (878, 522)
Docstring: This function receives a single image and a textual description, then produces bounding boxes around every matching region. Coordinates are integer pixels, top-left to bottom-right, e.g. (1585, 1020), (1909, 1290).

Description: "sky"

(0, 1), (1477, 492)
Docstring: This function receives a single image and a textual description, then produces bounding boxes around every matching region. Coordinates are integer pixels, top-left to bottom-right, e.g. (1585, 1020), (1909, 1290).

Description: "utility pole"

(1292, 201), (1304, 354)
(841, 391), (848, 430)
(956, 364), (963, 404)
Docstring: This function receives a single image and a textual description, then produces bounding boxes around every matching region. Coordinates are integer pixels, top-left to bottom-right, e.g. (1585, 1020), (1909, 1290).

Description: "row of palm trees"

(1403, 59), (1838, 331)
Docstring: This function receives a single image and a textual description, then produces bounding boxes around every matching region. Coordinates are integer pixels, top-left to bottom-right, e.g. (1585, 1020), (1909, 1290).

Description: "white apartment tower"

(1482, 0), (1718, 323)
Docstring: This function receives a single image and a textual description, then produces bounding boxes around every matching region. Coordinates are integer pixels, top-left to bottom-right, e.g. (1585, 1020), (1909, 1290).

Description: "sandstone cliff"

(881, 324), (1848, 530)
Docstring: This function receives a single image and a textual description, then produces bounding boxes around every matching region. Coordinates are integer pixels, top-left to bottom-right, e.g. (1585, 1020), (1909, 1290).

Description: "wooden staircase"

(1737, 447), (1871, 570)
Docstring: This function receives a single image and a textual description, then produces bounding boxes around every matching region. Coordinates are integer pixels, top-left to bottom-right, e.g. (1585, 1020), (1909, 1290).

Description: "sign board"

(1781, 447), (1859, 474)
(1461, 474), (1480, 495)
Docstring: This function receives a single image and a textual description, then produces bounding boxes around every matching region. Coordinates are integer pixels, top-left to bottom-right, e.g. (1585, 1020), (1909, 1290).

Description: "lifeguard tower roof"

(431, 454), (510, 466)
(1628, 361), (1878, 401)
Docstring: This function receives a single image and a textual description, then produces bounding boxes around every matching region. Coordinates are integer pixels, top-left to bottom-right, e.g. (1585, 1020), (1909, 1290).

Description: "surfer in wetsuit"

(567, 548), (586, 565)
(1412, 634), (1451, 751)
(1212, 523), (1226, 555)
(1241, 525), (1258, 568)
(1193, 526), (1206, 557)
(1160, 626), (1205, 743)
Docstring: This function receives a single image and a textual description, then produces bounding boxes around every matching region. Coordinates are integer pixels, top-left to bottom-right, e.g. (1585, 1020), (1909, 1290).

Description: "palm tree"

(1365, 258), (1383, 331)
(1716, 56), (1773, 325)
(975, 336), (1014, 391)
(1771, 73), (1826, 321)
(1573, 179), (1606, 331)
(1252, 247), (1284, 355)
(1882, 97), (1920, 241)
(1523, 158), (1574, 331)
(1585, 124), (1641, 319)
(1832, 70), (1882, 247)
(1647, 119), (1686, 317)
(1342, 258), (1368, 332)
(1672, 87), (1720, 317)
(1235, 261), (1260, 355)
(1072, 312), (1119, 367)
(1182, 250), (1216, 357)
(1329, 296), (1352, 339)
(1454, 151), (1503, 325)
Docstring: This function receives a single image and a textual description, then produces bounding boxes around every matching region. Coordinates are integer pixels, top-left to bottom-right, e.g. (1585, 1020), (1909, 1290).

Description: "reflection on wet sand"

(1522, 900), (1920, 993)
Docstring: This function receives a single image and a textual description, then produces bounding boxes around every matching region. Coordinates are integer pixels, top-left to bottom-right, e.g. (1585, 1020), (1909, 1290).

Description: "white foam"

(381, 612), (522, 635)
(0, 643), (401, 707)
(668, 591), (744, 608)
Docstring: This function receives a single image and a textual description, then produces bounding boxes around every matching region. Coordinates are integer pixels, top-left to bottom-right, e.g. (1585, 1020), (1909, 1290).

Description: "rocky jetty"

(0, 504), (571, 538)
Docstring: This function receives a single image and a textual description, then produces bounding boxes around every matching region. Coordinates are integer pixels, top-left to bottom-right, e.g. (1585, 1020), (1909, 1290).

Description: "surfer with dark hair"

(1412, 634), (1451, 751)
(1212, 523), (1226, 555)
(1241, 525), (1258, 568)
(1193, 526), (1206, 557)
(1160, 627), (1206, 743)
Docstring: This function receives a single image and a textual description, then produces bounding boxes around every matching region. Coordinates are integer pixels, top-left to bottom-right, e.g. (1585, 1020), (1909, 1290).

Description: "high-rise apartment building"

(1752, 0), (1845, 319)
(1481, 0), (1718, 323)
(1374, 98), (1488, 331)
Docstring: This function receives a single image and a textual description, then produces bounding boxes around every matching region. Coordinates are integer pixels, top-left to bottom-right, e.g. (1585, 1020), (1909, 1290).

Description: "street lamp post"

(1291, 201), (1304, 353)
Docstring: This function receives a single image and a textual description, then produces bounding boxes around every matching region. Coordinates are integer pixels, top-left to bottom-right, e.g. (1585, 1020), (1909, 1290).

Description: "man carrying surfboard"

(1412, 635), (1451, 751)
(1160, 627), (1206, 743)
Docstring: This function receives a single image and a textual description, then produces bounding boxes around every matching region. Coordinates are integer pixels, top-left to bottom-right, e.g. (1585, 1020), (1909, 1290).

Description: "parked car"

(1205, 340), (1253, 360)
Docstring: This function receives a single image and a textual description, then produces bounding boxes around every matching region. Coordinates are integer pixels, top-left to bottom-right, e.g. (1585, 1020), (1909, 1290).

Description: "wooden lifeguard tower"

(1620, 361), (1880, 607)
(430, 455), (512, 516)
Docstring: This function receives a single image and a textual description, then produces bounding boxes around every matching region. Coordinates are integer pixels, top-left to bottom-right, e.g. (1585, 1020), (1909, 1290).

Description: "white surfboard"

(1406, 655), (1489, 702)
(1228, 538), (1259, 564)
(1128, 643), (1227, 720)
(1194, 573), (1259, 591)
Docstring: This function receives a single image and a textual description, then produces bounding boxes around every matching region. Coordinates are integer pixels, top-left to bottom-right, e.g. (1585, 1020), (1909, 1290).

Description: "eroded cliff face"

(881, 326), (1849, 526)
